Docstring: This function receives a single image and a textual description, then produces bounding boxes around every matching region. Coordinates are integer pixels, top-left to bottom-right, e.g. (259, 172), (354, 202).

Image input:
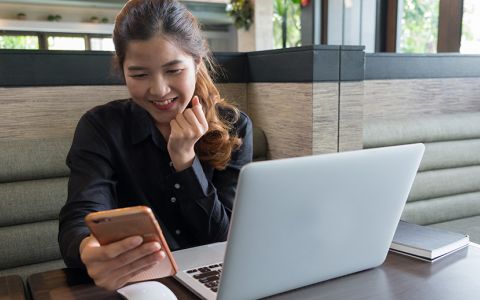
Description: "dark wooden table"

(28, 244), (480, 300)
(0, 275), (26, 300)
(27, 269), (197, 300)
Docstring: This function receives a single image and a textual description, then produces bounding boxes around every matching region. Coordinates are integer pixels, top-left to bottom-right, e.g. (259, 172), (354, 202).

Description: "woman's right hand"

(79, 235), (165, 290)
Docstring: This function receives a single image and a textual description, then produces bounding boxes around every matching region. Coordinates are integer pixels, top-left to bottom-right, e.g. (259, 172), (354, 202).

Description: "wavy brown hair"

(113, 0), (241, 170)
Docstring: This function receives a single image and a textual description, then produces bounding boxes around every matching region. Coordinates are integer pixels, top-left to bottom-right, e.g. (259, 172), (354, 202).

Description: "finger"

(175, 113), (190, 133)
(113, 253), (166, 290)
(192, 104), (208, 132)
(114, 242), (161, 270)
(99, 235), (143, 260)
(94, 242), (162, 282)
(183, 109), (203, 136)
(111, 250), (166, 285)
(191, 95), (200, 107)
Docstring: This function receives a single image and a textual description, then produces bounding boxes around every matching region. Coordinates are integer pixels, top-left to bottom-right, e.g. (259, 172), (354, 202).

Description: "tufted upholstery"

(0, 127), (267, 280)
(364, 112), (480, 242)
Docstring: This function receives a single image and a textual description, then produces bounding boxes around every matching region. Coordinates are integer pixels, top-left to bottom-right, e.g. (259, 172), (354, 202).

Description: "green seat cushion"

(253, 127), (267, 161)
(0, 177), (67, 226)
(0, 259), (65, 282)
(0, 138), (71, 183)
(402, 191), (480, 225)
(0, 220), (61, 270)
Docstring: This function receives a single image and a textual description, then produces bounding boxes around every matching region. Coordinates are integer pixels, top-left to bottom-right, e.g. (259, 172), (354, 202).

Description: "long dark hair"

(113, 0), (241, 170)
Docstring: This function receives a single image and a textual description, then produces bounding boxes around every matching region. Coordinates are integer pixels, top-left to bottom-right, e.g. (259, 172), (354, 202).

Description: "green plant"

(399, 0), (439, 53)
(273, 0), (301, 49)
(226, 0), (254, 30)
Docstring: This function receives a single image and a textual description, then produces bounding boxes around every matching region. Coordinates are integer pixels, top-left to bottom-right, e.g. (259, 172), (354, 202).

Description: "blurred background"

(0, 0), (478, 54)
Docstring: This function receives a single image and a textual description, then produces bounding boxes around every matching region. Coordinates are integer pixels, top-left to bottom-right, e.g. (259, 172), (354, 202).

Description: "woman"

(58, 0), (252, 290)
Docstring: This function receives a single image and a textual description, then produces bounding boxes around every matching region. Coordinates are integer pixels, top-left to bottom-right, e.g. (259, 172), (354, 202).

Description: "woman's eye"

(129, 74), (148, 78)
(167, 69), (182, 74)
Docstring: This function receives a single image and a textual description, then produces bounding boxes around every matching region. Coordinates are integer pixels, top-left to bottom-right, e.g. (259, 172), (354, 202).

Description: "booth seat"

(364, 112), (480, 243)
(0, 127), (267, 281)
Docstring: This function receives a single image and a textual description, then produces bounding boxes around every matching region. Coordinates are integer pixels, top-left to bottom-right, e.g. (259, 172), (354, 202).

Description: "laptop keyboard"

(185, 263), (223, 293)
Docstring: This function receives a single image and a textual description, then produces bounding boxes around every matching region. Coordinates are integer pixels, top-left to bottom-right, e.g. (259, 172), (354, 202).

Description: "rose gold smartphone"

(85, 206), (178, 282)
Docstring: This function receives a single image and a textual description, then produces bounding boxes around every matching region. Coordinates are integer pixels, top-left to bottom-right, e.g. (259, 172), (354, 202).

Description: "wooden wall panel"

(0, 86), (129, 140)
(247, 83), (313, 159)
(313, 82), (340, 154)
(339, 82), (363, 152)
(217, 83), (248, 112)
(0, 84), (247, 142)
(363, 78), (480, 122)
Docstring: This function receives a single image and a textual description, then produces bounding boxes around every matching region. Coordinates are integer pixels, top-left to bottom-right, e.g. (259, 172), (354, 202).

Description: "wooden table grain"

(27, 268), (198, 300)
(0, 275), (26, 300)
(28, 244), (480, 300)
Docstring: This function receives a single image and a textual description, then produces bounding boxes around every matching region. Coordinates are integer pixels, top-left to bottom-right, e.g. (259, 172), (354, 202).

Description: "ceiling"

(0, 0), (227, 9)
(0, 0), (232, 24)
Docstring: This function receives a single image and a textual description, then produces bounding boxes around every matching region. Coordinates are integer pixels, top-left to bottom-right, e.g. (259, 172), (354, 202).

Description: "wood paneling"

(247, 82), (340, 159)
(0, 84), (247, 142)
(313, 82), (339, 154)
(363, 78), (480, 122)
(247, 83), (313, 159)
(339, 82), (363, 152)
(0, 86), (129, 140)
(217, 83), (248, 112)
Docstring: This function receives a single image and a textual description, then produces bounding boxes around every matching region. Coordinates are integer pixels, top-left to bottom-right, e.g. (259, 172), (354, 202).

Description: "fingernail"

(152, 242), (161, 251)
(131, 236), (143, 245)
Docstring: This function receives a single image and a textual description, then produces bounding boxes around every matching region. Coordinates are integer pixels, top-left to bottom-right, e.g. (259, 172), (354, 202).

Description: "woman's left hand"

(168, 95), (208, 171)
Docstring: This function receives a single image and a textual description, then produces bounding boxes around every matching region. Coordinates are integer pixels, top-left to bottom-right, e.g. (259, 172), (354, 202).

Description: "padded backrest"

(253, 127), (268, 161)
(0, 128), (267, 270)
(0, 137), (71, 270)
(364, 112), (480, 225)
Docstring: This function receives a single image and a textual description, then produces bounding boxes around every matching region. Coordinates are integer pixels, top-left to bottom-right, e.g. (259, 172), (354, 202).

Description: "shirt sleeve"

(58, 114), (117, 268)
(167, 112), (253, 244)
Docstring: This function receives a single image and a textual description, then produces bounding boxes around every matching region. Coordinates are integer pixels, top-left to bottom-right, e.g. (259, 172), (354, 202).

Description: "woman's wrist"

(171, 150), (195, 172)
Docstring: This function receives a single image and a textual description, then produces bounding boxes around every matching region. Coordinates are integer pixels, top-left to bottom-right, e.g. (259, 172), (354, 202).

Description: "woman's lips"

(150, 97), (177, 111)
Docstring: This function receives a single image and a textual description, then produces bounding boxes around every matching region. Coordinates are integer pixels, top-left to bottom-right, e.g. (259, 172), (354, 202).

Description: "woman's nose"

(149, 76), (170, 97)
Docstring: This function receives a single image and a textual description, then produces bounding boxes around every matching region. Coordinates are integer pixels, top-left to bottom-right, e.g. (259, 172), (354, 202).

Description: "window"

(0, 34), (39, 49)
(461, 0), (480, 54)
(0, 32), (113, 51)
(397, 0), (440, 53)
(90, 37), (115, 51)
(273, 0), (301, 49)
(47, 35), (86, 50)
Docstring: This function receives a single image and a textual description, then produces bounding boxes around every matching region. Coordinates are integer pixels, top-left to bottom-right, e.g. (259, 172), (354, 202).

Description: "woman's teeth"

(151, 98), (175, 106)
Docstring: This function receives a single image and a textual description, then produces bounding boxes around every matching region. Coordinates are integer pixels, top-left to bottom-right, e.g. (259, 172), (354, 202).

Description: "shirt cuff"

(168, 156), (209, 199)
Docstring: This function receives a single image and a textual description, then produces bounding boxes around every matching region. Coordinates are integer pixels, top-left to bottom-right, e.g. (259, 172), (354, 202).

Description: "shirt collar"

(129, 100), (167, 150)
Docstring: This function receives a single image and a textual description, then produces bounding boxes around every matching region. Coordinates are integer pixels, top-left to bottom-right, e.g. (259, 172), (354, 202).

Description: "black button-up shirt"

(58, 99), (253, 268)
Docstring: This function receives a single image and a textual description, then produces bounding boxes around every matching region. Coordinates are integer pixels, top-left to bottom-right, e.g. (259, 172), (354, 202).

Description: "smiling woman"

(58, 0), (253, 291)
(122, 36), (199, 141)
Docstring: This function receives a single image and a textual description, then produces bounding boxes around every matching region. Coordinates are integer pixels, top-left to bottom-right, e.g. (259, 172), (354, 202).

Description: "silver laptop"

(173, 144), (424, 300)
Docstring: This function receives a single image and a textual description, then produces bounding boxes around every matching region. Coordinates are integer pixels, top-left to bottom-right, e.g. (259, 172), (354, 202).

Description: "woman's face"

(123, 36), (198, 130)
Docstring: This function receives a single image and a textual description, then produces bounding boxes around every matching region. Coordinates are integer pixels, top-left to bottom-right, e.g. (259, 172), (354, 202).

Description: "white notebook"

(390, 221), (470, 262)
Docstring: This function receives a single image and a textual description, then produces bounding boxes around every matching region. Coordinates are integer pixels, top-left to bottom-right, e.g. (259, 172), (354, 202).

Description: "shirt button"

(174, 183), (181, 189)
(175, 229), (181, 235)
(170, 197), (177, 203)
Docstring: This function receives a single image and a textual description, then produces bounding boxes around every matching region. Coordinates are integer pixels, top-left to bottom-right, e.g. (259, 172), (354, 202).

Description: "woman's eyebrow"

(127, 66), (147, 71)
(162, 59), (183, 67)
(127, 59), (183, 71)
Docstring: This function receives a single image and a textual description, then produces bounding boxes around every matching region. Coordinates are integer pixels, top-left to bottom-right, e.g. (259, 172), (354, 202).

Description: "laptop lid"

(215, 143), (424, 300)
(173, 144), (424, 299)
